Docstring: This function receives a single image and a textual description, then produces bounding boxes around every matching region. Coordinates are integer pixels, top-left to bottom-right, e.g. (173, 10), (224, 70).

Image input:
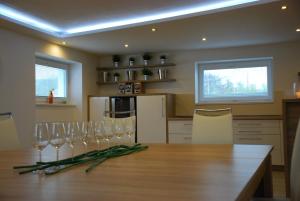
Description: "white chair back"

(192, 108), (233, 144)
(291, 119), (300, 201)
(0, 112), (21, 150)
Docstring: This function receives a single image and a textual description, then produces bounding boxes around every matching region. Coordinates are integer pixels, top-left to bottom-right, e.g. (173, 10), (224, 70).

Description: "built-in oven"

(110, 96), (136, 118)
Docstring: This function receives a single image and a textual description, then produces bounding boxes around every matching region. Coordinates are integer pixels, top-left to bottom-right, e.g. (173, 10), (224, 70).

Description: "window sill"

(36, 103), (76, 107)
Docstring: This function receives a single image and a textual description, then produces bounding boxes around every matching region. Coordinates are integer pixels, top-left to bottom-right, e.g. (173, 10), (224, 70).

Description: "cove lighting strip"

(0, 0), (259, 37)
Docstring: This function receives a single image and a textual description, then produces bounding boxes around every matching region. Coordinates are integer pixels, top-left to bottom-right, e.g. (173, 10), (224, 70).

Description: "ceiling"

(0, 0), (299, 55)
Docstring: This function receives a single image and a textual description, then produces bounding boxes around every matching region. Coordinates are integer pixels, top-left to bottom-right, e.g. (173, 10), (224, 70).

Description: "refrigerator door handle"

(162, 96), (165, 118)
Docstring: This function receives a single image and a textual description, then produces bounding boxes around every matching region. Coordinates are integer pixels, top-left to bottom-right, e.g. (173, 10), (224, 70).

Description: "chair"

(192, 108), (233, 144)
(0, 112), (21, 150)
(252, 118), (300, 201)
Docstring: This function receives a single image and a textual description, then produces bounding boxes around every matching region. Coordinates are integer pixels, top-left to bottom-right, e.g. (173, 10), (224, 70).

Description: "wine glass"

(113, 118), (125, 145)
(65, 122), (78, 158)
(49, 122), (66, 161)
(80, 121), (93, 152)
(94, 121), (105, 150)
(102, 118), (114, 148)
(124, 116), (136, 145)
(33, 122), (49, 162)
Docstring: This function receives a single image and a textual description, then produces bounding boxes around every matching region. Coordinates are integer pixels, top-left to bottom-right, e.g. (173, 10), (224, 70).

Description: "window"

(195, 57), (273, 104)
(35, 57), (69, 100)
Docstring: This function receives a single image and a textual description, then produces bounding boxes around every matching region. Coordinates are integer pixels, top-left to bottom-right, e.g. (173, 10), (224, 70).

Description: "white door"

(89, 97), (109, 121)
(137, 95), (166, 143)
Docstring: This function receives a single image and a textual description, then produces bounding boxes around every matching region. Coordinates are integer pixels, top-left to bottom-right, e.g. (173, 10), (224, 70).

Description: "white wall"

(0, 28), (99, 148)
(97, 40), (300, 115)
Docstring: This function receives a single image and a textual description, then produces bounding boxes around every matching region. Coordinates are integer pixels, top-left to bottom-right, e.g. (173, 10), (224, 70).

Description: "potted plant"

(142, 53), (152, 66)
(160, 55), (167, 64)
(112, 55), (121, 67)
(113, 72), (120, 82)
(142, 68), (153, 80)
(129, 57), (135, 66)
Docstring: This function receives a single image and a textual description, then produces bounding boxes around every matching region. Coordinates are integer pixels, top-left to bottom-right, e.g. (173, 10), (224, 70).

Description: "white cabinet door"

(137, 95), (166, 143)
(89, 97), (109, 121)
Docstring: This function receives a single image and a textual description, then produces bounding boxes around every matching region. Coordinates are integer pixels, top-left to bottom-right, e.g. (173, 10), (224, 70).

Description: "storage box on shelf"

(168, 117), (284, 166)
(96, 63), (176, 85)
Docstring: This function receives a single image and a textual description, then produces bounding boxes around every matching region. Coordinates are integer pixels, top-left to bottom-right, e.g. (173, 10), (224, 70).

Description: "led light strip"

(0, 0), (259, 37)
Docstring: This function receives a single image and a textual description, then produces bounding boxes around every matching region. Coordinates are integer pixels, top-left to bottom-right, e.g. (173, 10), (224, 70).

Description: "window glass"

(195, 58), (273, 104)
(35, 64), (67, 98)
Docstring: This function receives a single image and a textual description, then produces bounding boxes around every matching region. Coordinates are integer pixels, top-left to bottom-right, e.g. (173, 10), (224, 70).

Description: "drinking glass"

(102, 118), (114, 147)
(33, 122), (49, 162)
(80, 121), (94, 152)
(124, 116), (136, 145)
(65, 122), (78, 158)
(49, 122), (66, 161)
(113, 118), (125, 145)
(94, 121), (105, 150)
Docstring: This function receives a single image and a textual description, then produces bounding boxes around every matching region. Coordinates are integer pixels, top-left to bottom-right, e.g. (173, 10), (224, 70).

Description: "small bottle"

(48, 90), (53, 104)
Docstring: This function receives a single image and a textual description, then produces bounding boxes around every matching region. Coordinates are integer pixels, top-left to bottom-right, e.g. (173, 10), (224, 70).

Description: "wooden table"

(0, 144), (273, 201)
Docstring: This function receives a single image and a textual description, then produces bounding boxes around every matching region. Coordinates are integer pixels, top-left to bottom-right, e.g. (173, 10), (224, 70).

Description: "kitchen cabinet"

(88, 96), (109, 121)
(168, 118), (284, 166)
(136, 95), (173, 143)
(168, 120), (192, 144)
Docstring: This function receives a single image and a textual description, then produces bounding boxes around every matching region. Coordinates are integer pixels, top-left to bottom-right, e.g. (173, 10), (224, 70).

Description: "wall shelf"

(97, 78), (176, 85)
(97, 63), (175, 71)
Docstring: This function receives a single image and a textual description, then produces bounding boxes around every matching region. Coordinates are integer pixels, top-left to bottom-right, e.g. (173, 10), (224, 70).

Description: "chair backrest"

(290, 118), (300, 201)
(0, 112), (21, 150)
(192, 108), (233, 144)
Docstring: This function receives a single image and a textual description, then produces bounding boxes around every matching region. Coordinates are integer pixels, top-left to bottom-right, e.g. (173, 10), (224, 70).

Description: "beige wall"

(98, 40), (300, 116)
(0, 28), (99, 147)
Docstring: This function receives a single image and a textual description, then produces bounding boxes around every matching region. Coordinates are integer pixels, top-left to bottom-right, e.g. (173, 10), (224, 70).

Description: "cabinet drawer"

(168, 120), (193, 134)
(233, 120), (280, 128)
(233, 127), (280, 135)
(169, 133), (192, 144)
(234, 134), (281, 151)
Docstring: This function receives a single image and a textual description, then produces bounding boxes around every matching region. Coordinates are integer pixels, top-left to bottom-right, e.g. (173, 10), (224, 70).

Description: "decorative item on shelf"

(142, 53), (151, 66)
(113, 72), (120, 82)
(160, 55), (167, 64)
(142, 68), (153, 80)
(158, 68), (167, 80)
(125, 83), (133, 94)
(118, 83), (126, 94)
(112, 55), (121, 68)
(134, 82), (145, 94)
(126, 69), (136, 81)
(292, 80), (300, 98)
(47, 89), (54, 104)
(102, 71), (110, 83)
(129, 57), (135, 66)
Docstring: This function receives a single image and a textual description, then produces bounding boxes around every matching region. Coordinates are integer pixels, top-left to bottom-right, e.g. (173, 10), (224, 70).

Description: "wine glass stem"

(71, 147), (74, 158)
(39, 150), (42, 162)
(56, 148), (59, 161)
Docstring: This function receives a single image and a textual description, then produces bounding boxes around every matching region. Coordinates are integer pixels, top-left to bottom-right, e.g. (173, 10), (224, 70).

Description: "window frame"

(195, 57), (273, 104)
(35, 57), (69, 103)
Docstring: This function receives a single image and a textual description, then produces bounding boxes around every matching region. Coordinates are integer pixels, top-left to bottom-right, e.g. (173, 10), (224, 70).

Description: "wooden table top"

(0, 144), (272, 201)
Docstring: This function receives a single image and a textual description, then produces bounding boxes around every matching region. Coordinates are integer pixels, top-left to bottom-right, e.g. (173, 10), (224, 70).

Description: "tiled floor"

(272, 171), (286, 198)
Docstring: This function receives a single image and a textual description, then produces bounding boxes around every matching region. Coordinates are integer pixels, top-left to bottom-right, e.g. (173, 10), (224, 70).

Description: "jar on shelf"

(292, 81), (300, 98)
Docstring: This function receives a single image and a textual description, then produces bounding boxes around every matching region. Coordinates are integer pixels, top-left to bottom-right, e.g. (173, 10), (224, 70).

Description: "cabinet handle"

(238, 137), (262, 141)
(183, 123), (192, 126)
(183, 137), (192, 140)
(238, 130), (261, 134)
(237, 123), (262, 126)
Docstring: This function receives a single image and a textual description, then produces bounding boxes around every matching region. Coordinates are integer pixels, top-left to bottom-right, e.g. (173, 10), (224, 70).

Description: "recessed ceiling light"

(0, 0), (260, 37)
(281, 5), (287, 10)
(202, 38), (207, 41)
(296, 28), (300, 32)
(62, 41), (66, 45)
(151, 28), (156, 32)
(124, 44), (129, 48)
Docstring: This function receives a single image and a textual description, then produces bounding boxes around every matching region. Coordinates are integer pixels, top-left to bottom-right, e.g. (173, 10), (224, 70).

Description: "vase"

(114, 76), (119, 82)
(144, 60), (148, 66)
(114, 62), (119, 68)
(158, 69), (167, 80)
(160, 59), (166, 64)
(129, 60), (134, 66)
(144, 75), (149, 80)
(126, 70), (136, 81)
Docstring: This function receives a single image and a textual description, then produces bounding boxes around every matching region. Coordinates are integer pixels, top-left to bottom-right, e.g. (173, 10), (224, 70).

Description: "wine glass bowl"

(65, 122), (78, 157)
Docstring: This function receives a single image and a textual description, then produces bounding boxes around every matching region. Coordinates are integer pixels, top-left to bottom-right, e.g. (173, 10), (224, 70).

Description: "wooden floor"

(272, 171), (286, 198)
